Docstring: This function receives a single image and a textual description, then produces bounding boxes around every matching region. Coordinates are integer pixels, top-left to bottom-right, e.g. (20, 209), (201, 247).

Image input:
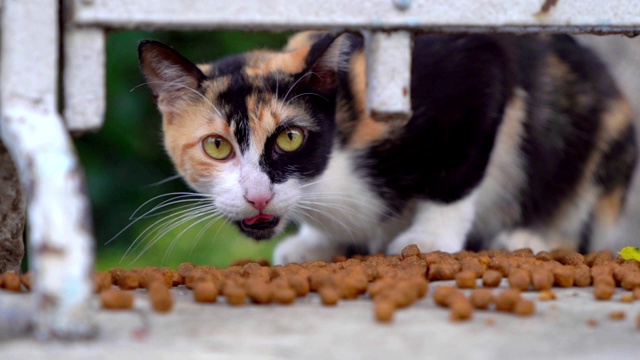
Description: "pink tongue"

(244, 213), (275, 225)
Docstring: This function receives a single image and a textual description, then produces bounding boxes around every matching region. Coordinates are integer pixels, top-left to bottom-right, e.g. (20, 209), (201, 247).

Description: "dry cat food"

(4, 246), (640, 326)
(100, 288), (134, 310)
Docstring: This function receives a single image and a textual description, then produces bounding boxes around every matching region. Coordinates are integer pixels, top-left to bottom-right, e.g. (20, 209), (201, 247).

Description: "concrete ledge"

(1, 281), (638, 359)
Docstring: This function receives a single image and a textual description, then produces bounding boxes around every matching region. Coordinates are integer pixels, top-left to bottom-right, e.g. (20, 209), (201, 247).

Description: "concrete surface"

(1, 280), (638, 360)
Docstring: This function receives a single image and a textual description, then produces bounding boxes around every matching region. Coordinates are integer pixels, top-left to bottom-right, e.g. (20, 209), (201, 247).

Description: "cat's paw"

(387, 231), (465, 255)
(492, 229), (552, 253)
(272, 229), (339, 265)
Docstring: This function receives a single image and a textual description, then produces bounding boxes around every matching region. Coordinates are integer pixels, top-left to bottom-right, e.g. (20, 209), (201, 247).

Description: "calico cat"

(138, 31), (637, 264)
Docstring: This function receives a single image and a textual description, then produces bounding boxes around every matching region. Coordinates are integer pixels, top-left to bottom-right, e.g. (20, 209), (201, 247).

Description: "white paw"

(387, 231), (465, 255)
(493, 229), (551, 253)
(272, 226), (339, 265)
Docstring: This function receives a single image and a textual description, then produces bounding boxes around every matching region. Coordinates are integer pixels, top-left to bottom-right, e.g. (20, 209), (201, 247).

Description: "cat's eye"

(202, 135), (233, 160)
(276, 127), (305, 152)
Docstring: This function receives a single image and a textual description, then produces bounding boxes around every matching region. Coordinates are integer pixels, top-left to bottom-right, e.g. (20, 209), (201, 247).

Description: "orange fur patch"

(345, 51), (391, 149)
(244, 47), (310, 78)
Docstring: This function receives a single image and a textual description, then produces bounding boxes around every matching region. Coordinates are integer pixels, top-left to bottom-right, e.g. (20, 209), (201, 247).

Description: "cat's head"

(138, 33), (349, 240)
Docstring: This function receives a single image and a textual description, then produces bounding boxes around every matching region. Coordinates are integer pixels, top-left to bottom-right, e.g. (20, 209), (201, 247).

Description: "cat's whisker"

(294, 203), (358, 240)
(160, 212), (225, 265)
(121, 203), (216, 264)
(136, 81), (224, 118)
(186, 215), (228, 260)
(106, 194), (208, 245)
(129, 192), (211, 220)
(285, 92), (329, 105)
(281, 71), (319, 105)
(130, 206), (220, 265)
(143, 174), (183, 188)
(124, 204), (216, 261)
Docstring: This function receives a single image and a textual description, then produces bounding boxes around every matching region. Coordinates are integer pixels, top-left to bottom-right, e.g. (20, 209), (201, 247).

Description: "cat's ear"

(138, 40), (206, 112)
(297, 33), (353, 95)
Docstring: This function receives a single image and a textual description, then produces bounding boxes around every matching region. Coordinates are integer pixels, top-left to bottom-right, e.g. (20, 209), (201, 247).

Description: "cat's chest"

(300, 149), (414, 245)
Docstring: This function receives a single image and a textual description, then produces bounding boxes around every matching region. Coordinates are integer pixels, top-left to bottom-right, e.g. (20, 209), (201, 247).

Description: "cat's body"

(139, 32), (637, 264)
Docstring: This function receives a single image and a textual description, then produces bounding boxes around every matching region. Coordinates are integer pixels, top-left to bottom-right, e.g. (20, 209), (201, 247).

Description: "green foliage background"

(75, 31), (291, 270)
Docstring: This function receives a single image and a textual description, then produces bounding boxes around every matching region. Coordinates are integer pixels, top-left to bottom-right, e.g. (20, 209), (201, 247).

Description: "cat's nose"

(245, 194), (272, 212)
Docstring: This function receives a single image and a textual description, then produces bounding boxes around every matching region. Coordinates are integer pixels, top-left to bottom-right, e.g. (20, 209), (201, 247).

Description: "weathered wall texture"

(0, 140), (25, 273)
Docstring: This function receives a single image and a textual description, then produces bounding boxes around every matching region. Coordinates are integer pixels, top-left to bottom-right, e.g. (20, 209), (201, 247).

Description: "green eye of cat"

(202, 135), (233, 160)
(276, 127), (305, 152)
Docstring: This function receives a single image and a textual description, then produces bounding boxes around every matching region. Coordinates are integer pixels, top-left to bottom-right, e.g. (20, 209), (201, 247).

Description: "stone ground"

(0, 280), (638, 360)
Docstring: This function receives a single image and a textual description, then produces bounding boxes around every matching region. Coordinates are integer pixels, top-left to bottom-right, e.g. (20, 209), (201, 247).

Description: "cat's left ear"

(297, 33), (353, 95)
(138, 40), (206, 112)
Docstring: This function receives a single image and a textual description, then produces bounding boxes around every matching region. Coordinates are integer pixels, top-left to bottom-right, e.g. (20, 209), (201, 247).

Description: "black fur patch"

(359, 35), (514, 214)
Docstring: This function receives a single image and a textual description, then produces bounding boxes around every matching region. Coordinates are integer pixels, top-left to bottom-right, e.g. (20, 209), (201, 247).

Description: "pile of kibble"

(1, 245), (640, 326)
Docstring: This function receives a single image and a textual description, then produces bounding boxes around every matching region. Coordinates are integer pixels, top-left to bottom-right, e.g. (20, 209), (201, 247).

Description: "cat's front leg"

(387, 194), (476, 254)
(273, 223), (342, 265)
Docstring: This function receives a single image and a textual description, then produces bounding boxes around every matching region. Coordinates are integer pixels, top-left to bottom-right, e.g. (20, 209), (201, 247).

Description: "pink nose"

(245, 194), (272, 212)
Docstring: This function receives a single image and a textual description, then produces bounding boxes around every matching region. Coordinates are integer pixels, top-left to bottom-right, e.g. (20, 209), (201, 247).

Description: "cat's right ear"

(138, 40), (206, 112)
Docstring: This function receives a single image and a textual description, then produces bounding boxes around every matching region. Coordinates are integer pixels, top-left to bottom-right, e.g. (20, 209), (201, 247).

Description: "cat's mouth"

(237, 214), (280, 240)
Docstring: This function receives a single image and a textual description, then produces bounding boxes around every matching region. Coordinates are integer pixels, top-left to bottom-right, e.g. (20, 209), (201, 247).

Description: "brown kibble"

(288, 274), (310, 297)
(594, 284), (615, 300)
(482, 270), (503, 288)
(374, 300), (395, 323)
(609, 310), (626, 320)
(553, 250), (585, 266)
(428, 263), (459, 281)
(433, 286), (464, 307)
(2, 272), (21, 292)
(449, 298), (474, 321)
(117, 272), (140, 290)
(573, 265), (591, 287)
(100, 289), (134, 310)
(223, 284), (247, 306)
(368, 278), (395, 299)
(139, 271), (169, 289)
(514, 299), (535, 316)
(620, 272), (640, 291)
(148, 282), (173, 313)
(108, 268), (126, 285)
(552, 266), (574, 288)
(400, 244), (421, 260)
(512, 248), (535, 258)
(535, 251), (554, 261)
(586, 319), (599, 327)
(538, 290), (557, 301)
(460, 258), (484, 278)
(470, 289), (494, 310)
(246, 279), (272, 304)
(272, 287), (296, 305)
(409, 277), (429, 299)
(319, 287), (340, 306)
(193, 282), (218, 303)
(532, 268), (554, 291)
(177, 262), (197, 277)
(591, 264), (614, 278)
(508, 269), (531, 291)
(593, 249), (615, 266)
(93, 272), (113, 293)
(495, 289), (521, 312)
(620, 293), (635, 303)
(20, 272), (32, 291)
(592, 274), (615, 288)
(455, 270), (477, 289)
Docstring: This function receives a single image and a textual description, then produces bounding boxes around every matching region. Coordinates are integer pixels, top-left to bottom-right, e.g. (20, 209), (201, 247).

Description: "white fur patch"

(387, 192), (477, 255)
